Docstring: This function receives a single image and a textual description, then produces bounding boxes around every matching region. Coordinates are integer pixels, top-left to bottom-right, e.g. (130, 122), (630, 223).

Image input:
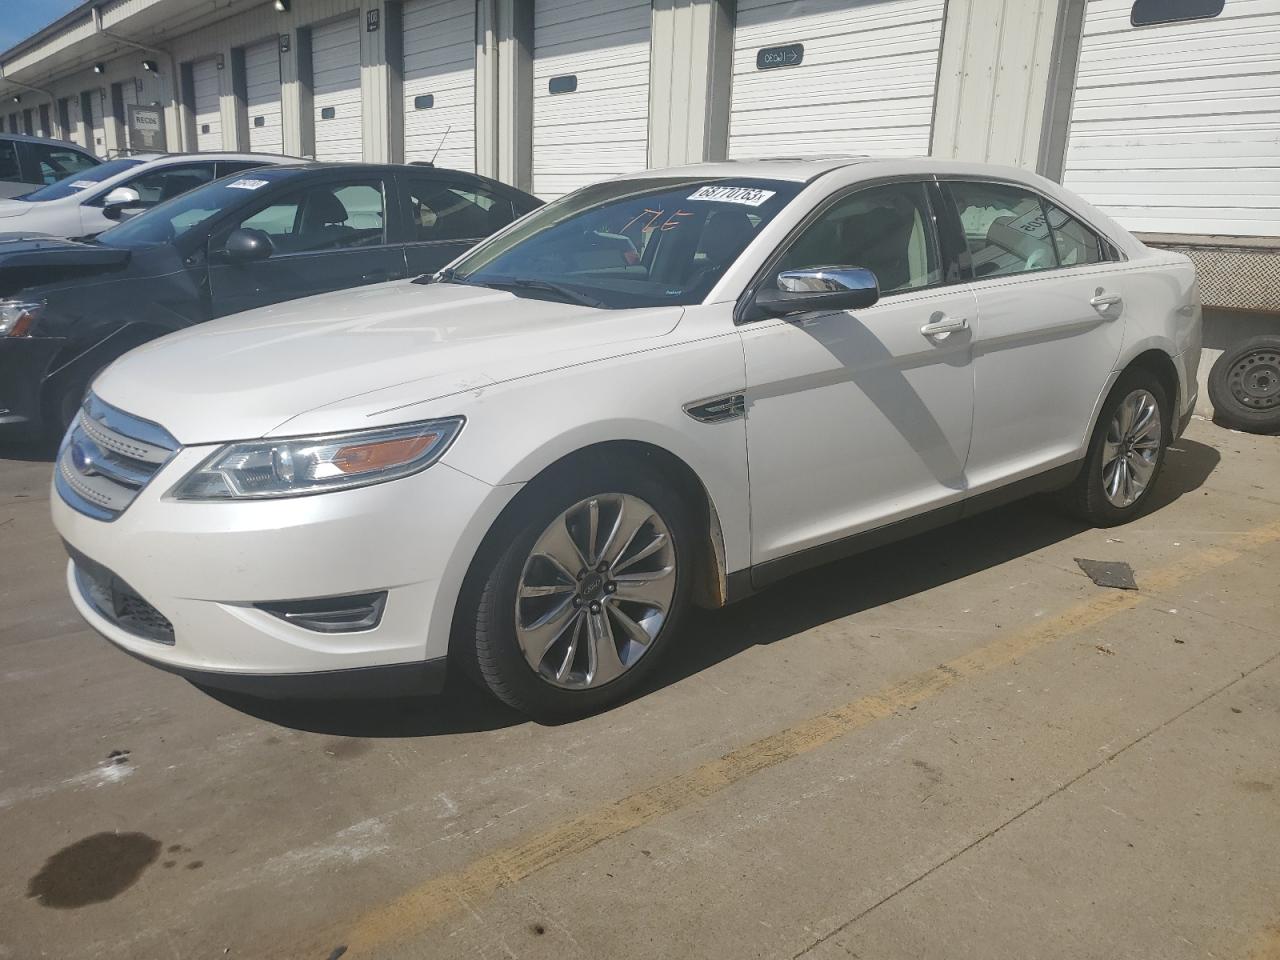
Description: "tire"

(460, 457), (695, 722)
(1207, 335), (1280, 435)
(1061, 368), (1171, 527)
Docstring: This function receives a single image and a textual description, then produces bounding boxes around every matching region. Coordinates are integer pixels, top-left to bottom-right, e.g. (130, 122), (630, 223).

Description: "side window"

(116, 163), (218, 207)
(215, 160), (267, 178)
(24, 144), (98, 185)
(946, 181), (1058, 279)
(229, 180), (386, 254)
(406, 179), (515, 243)
(1046, 204), (1104, 266)
(774, 181), (941, 295)
(0, 140), (20, 181)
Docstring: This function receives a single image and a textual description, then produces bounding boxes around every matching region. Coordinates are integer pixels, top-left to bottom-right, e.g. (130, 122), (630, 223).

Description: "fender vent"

(684, 393), (746, 424)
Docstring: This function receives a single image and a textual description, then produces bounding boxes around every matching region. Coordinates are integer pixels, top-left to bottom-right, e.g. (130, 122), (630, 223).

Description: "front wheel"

(1061, 369), (1170, 526)
(463, 461), (693, 721)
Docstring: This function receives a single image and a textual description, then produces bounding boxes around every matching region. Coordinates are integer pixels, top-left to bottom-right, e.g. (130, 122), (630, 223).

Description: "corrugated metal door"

(120, 80), (139, 151)
(87, 91), (106, 154)
(402, 0), (477, 171)
(312, 15), (363, 162)
(532, 0), (652, 200)
(245, 38), (284, 155)
(1063, 0), (1280, 238)
(728, 0), (946, 159)
(193, 58), (223, 151)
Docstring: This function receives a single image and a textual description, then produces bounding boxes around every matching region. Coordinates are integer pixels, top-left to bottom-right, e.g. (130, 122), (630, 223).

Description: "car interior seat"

(297, 189), (354, 250)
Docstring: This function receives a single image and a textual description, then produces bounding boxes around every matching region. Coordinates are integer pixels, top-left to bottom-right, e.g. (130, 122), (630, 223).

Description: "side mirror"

(221, 227), (274, 262)
(102, 186), (143, 222)
(752, 266), (880, 318)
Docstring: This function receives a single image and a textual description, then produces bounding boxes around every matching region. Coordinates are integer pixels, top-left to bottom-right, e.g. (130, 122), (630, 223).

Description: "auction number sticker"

(69, 180), (97, 189)
(227, 178), (269, 190)
(687, 185), (776, 207)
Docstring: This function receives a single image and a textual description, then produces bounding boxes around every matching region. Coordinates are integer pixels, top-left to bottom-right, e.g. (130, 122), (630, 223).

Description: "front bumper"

(0, 336), (62, 439)
(53, 445), (515, 693)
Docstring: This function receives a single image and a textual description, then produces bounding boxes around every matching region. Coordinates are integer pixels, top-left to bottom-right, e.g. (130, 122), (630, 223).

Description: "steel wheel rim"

(515, 493), (676, 690)
(1228, 349), (1280, 411)
(1102, 388), (1162, 508)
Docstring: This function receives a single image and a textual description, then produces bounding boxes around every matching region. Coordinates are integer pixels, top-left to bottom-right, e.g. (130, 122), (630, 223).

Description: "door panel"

(742, 180), (977, 567)
(942, 180), (1127, 487)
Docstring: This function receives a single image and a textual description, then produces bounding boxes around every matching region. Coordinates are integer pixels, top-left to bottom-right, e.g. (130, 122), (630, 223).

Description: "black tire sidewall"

(1207, 336), (1280, 434)
(467, 459), (695, 721)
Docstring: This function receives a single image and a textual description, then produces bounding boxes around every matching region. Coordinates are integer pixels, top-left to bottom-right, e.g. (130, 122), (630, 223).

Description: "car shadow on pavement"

(183, 436), (1222, 735)
(0, 438), (58, 463)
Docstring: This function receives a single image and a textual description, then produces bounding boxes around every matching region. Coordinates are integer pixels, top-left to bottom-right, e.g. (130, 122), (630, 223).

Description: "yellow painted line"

(286, 519), (1280, 959)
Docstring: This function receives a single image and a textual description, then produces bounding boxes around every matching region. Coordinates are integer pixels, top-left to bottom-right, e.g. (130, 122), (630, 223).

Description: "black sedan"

(0, 163), (541, 441)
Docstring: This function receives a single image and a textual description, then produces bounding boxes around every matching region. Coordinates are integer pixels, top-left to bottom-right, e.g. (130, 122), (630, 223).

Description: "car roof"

(0, 131), (99, 152)
(623, 156), (1070, 187)
(128, 152), (301, 165)
(253, 161), (539, 196)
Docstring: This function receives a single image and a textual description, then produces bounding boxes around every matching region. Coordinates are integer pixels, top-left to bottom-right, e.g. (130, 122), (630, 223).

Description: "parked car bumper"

(0, 336), (61, 440)
(51, 448), (510, 697)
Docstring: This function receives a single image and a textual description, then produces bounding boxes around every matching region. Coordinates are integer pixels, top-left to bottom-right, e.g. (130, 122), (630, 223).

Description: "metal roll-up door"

(728, 0), (946, 160)
(1063, 0), (1280, 237)
(85, 91), (107, 153)
(312, 16), (363, 162)
(402, 0), (477, 171)
(193, 58), (223, 151)
(118, 80), (139, 151)
(245, 38), (284, 154)
(532, 0), (652, 200)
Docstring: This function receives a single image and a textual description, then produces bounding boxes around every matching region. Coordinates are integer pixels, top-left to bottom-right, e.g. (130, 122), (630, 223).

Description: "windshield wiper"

(471, 277), (607, 309)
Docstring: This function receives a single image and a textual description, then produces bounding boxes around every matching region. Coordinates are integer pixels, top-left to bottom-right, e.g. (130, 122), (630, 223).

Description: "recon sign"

(125, 103), (166, 152)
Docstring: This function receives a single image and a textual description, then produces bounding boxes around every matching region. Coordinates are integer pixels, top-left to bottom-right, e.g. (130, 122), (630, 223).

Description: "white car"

(0, 152), (296, 238)
(52, 158), (1202, 720)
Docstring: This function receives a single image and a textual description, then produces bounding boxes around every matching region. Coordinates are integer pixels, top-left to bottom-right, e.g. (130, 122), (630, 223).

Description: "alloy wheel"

(515, 493), (676, 689)
(1102, 388), (1162, 508)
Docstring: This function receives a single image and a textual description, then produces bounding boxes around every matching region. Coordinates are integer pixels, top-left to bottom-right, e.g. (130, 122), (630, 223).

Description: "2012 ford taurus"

(52, 157), (1202, 721)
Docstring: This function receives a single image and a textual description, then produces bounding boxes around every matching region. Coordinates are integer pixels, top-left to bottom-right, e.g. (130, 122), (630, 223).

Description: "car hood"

(0, 235), (131, 296)
(0, 200), (33, 219)
(93, 280), (684, 444)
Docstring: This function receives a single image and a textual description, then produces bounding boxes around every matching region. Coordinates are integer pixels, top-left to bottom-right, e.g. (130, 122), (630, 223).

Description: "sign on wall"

(756, 43), (804, 70)
(125, 103), (166, 151)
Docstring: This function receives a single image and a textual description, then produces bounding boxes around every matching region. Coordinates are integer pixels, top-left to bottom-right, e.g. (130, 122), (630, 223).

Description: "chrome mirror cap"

(778, 266), (879, 295)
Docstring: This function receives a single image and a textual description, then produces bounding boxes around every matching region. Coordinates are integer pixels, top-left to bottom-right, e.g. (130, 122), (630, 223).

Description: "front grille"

(68, 545), (175, 646)
(55, 393), (179, 521)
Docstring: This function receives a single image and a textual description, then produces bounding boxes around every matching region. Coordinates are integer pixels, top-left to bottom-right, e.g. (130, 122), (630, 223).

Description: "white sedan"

(52, 157), (1202, 720)
(0, 151), (295, 238)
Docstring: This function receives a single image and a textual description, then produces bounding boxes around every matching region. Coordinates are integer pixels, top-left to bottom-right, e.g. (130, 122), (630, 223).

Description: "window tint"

(407, 180), (515, 242)
(115, 162), (217, 206)
(0, 139), (19, 181)
(215, 160), (267, 178)
(1131, 0), (1224, 27)
(1047, 205), (1104, 266)
(946, 181), (1059, 279)
(23, 143), (98, 185)
(229, 180), (386, 254)
(775, 182), (940, 294)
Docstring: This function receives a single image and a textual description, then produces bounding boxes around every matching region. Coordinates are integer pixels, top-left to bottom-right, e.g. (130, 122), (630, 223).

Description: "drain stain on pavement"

(26, 832), (162, 908)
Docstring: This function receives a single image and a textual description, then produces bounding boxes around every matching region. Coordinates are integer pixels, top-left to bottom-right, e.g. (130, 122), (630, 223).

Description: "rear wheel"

(1062, 369), (1170, 526)
(463, 461), (693, 721)
(1208, 336), (1280, 434)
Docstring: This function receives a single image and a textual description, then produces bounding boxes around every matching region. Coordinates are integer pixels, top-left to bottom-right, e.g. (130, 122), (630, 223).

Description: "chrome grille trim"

(55, 394), (180, 522)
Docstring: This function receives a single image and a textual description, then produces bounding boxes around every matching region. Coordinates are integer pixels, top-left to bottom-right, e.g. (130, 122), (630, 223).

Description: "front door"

(207, 175), (406, 317)
(940, 180), (1127, 489)
(741, 180), (978, 571)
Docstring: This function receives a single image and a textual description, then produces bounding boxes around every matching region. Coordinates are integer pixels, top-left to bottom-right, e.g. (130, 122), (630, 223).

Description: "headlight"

(171, 418), (464, 500)
(0, 300), (43, 337)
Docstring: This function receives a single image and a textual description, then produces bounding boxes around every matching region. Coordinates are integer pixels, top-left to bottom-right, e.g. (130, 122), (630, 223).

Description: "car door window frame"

(936, 176), (1125, 286)
(392, 170), (518, 248)
(735, 176), (954, 325)
(208, 174), (398, 260)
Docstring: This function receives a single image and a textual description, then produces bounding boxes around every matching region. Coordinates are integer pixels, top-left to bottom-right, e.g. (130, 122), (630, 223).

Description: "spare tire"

(1207, 335), (1280, 434)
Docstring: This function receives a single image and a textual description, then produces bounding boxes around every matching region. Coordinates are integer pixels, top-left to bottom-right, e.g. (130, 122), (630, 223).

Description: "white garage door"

(193, 58), (223, 151)
(245, 38), (284, 155)
(118, 80), (139, 151)
(403, 0), (476, 171)
(728, 0), (946, 160)
(1063, 0), (1280, 238)
(312, 16), (363, 162)
(532, 0), (652, 200)
(87, 91), (107, 153)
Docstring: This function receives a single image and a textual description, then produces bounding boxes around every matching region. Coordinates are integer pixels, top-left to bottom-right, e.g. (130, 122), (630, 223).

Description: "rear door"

(940, 178), (1128, 489)
(207, 172), (405, 316)
(397, 171), (522, 276)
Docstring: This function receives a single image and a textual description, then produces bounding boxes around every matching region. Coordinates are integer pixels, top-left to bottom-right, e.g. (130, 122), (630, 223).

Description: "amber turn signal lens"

(331, 434), (438, 474)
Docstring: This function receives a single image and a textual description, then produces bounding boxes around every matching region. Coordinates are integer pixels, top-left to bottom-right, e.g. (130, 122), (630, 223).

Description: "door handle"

(920, 316), (969, 340)
(1090, 292), (1123, 311)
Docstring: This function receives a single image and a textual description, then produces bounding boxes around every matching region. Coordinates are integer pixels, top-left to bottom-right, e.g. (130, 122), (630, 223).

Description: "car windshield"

(17, 158), (144, 202)
(446, 177), (804, 308)
(97, 168), (293, 248)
